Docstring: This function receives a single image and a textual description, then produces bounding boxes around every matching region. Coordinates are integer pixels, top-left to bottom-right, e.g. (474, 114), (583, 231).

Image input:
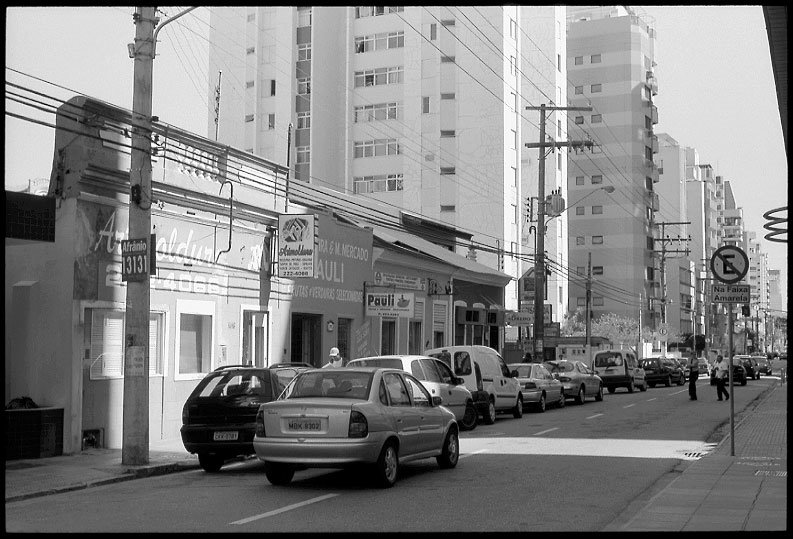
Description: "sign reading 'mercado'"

(712, 283), (750, 303)
(365, 292), (414, 318)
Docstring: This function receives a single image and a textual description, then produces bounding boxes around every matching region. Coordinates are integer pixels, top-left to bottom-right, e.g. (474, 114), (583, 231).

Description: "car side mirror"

(432, 396), (443, 406)
(454, 376), (465, 385)
(511, 369), (519, 378)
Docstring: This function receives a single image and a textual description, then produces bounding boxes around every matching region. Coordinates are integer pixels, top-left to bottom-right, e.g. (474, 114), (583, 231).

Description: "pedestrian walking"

(687, 352), (698, 400)
(523, 351), (532, 363)
(322, 347), (343, 368)
(714, 354), (730, 401)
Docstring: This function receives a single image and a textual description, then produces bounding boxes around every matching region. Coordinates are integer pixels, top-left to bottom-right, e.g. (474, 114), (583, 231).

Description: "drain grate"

(754, 470), (787, 477)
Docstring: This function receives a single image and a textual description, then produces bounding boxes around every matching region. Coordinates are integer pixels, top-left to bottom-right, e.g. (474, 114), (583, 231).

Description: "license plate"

(288, 419), (321, 431)
(213, 431), (238, 441)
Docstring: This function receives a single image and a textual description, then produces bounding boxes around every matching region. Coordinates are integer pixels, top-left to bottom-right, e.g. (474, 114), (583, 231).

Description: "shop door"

(291, 313), (322, 366)
(243, 310), (269, 367)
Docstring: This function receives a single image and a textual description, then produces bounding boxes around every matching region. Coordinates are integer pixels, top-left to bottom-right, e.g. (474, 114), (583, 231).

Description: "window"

(574, 85), (583, 94)
(510, 18), (517, 39)
(592, 205), (603, 214)
(593, 297), (604, 306)
(354, 102), (400, 123)
(354, 67), (402, 87)
(387, 31), (404, 49)
(645, 116), (652, 130)
(381, 319), (396, 354)
(297, 77), (311, 95)
(440, 167), (455, 175)
(575, 207), (585, 216)
(575, 116), (584, 125)
(430, 23), (437, 40)
(511, 129), (517, 149)
(246, 80), (254, 88)
(267, 113), (275, 129)
(270, 80), (276, 96)
(246, 47), (255, 55)
(353, 174), (404, 193)
(440, 205), (455, 212)
(297, 7), (311, 27)
(591, 54), (601, 63)
(577, 297), (586, 307)
(441, 55), (455, 63)
(89, 310), (164, 379)
(510, 55), (517, 75)
(591, 84), (602, 93)
(422, 96), (430, 113)
(384, 373), (410, 405)
(440, 19), (455, 26)
(576, 175), (585, 186)
(592, 235), (603, 244)
(176, 300), (214, 378)
(591, 174), (602, 184)
(354, 139), (399, 158)
(557, 54), (562, 72)
(592, 266), (603, 275)
(297, 111), (310, 129)
(298, 43), (311, 61)
(296, 146), (310, 164)
(440, 130), (455, 137)
(591, 114), (602, 123)
(441, 93), (455, 100)
(576, 267), (585, 276)
(247, 13), (255, 23)
(576, 236), (585, 245)
(574, 56), (583, 65)
(245, 114), (254, 123)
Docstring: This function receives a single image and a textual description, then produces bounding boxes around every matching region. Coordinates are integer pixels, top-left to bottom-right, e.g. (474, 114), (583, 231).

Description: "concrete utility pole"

(123, 6), (157, 465)
(653, 221), (690, 325)
(525, 104), (593, 361)
(585, 251), (592, 362)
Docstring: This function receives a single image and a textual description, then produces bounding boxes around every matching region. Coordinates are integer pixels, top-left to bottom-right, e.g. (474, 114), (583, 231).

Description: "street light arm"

(152, 6), (199, 56)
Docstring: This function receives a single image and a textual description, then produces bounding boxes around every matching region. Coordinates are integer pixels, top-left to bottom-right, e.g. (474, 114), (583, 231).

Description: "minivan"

(593, 349), (647, 393)
(425, 345), (524, 424)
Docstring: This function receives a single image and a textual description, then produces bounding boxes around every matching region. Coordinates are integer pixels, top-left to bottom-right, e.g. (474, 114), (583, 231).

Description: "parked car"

(346, 355), (477, 430)
(253, 367), (459, 488)
(425, 345), (524, 424)
(734, 355), (759, 380)
(593, 349), (647, 393)
(181, 365), (307, 472)
(641, 357), (685, 387)
(269, 362), (315, 369)
(754, 356), (771, 376)
(543, 359), (603, 404)
(697, 358), (710, 377)
(508, 362), (565, 412)
(710, 361), (747, 386)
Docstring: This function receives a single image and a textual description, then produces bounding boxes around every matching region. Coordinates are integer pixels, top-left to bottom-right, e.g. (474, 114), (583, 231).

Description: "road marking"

(646, 398), (657, 402)
(533, 427), (559, 436)
(623, 403), (635, 408)
(459, 449), (488, 459)
(586, 413), (604, 420)
(230, 494), (339, 525)
(670, 389), (687, 396)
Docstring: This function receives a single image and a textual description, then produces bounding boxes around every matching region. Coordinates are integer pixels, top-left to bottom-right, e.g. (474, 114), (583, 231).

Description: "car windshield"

(348, 358), (403, 369)
(545, 361), (574, 373)
(640, 359), (659, 368)
(283, 371), (373, 400)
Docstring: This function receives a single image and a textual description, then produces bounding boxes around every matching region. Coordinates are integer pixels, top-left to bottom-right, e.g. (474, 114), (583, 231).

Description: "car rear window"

(349, 358), (403, 370)
(285, 371), (373, 400)
(511, 365), (532, 377)
(595, 353), (623, 367)
(194, 371), (272, 399)
(545, 361), (574, 373)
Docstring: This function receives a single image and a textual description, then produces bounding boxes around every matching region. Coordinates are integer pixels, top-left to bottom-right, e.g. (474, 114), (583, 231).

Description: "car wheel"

(482, 399), (496, 425)
(460, 401), (478, 431)
(576, 386), (586, 405)
(373, 442), (399, 488)
(640, 381), (647, 392)
(264, 462), (294, 486)
(678, 374), (685, 386)
(513, 395), (524, 418)
(198, 453), (224, 473)
(627, 381), (635, 393)
(436, 428), (459, 469)
(557, 390), (566, 408)
(595, 384), (604, 402)
(664, 375), (672, 387)
(741, 377), (747, 386)
(607, 387), (616, 394)
(536, 393), (546, 413)
(649, 382), (656, 388)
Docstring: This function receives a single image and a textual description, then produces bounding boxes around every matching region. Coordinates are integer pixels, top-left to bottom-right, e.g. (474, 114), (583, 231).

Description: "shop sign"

(505, 310), (532, 327)
(121, 237), (148, 282)
(365, 292), (414, 318)
(278, 214), (316, 278)
(374, 271), (426, 291)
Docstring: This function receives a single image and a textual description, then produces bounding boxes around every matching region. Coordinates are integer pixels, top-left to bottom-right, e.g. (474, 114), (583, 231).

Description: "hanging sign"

(278, 214), (316, 278)
(365, 292), (414, 318)
(121, 237), (149, 282)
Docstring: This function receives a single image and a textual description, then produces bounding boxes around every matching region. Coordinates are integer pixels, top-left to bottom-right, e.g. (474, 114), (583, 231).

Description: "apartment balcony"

(651, 134), (659, 154)
(650, 104), (658, 124)
(646, 70), (658, 96)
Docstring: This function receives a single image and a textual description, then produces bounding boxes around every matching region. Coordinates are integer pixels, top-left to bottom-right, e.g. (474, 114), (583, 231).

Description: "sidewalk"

(612, 380), (788, 531)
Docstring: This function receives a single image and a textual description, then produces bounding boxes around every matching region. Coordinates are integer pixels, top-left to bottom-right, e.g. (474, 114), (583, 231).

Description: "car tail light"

(523, 381), (536, 389)
(255, 408), (266, 437)
(348, 410), (368, 438)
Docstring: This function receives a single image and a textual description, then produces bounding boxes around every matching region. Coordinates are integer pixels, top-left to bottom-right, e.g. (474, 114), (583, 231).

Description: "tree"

(591, 312), (640, 351)
(561, 307), (586, 336)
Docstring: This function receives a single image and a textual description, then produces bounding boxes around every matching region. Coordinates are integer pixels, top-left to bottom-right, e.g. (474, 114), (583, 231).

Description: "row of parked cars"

(179, 346), (767, 487)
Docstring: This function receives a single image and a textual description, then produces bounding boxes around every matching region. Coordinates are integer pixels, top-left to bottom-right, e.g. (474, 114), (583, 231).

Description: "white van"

(593, 349), (647, 393)
(425, 345), (523, 424)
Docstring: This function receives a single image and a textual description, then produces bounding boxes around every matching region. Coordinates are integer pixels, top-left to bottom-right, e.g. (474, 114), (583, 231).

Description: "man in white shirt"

(714, 355), (730, 401)
(323, 347), (343, 368)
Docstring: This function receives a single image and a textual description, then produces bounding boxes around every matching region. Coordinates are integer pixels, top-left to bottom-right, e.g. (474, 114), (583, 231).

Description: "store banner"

(365, 291), (414, 318)
(278, 214), (316, 278)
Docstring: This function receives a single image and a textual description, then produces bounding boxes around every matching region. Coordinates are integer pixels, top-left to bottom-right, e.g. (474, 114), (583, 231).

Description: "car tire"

(373, 442), (399, 488)
(640, 381), (647, 392)
(513, 395), (524, 418)
(607, 386), (616, 394)
(536, 393), (546, 413)
(649, 382), (656, 388)
(198, 453), (224, 473)
(436, 428), (459, 469)
(627, 381), (634, 393)
(482, 399), (496, 425)
(264, 462), (295, 486)
(595, 384), (604, 401)
(678, 375), (685, 386)
(576, 386), (586, 405)
(664, 375), (672, 387)
(741, 377), (747, 386)
(557, 391), (566, 408)
(460, 401), (478, 431)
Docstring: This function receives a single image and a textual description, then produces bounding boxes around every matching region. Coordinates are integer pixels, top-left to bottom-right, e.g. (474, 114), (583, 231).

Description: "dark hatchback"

(641, 357), (685, 387)
(710, 362), (747, 386)
(181, 365), (306, 472)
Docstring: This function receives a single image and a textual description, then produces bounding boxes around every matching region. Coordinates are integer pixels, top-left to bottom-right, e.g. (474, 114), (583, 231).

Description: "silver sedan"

(508, 363), (565, 412)
(543, 360), (604, 404)
(253, 367), (459, 488)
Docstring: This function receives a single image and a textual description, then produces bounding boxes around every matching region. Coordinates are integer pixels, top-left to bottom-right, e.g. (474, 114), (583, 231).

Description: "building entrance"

(291, 313), (322, 366)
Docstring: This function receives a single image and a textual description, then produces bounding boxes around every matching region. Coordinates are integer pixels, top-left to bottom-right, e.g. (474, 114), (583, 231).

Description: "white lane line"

(533, 427), (559, 436)
(670, 389), (687, 396)
(230, 494), (339, 525)
(586, 413), (604, 420)
(459, 449), (488, 459)
(646, 398), (657, 402)
(623, 403), (635, 408)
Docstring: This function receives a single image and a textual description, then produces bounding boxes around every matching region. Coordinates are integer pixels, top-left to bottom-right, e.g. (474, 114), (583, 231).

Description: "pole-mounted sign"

(710, 245), (749, 284)
(121, 237), (149, 282)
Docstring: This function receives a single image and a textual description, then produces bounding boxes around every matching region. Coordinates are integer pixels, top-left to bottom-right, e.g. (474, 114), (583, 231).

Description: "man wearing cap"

(323, 347), (343, 368)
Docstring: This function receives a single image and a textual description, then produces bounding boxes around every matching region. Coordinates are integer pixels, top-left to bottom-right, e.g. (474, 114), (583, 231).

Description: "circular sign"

(710, 245), (749, 284)
(658, 326), (669, 337)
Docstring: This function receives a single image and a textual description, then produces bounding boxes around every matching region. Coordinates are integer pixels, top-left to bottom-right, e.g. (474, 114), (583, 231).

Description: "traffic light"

(741, 304), (750, 317)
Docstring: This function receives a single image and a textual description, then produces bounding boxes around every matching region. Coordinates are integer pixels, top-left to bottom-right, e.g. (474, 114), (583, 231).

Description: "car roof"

(349, 355), (435, 362)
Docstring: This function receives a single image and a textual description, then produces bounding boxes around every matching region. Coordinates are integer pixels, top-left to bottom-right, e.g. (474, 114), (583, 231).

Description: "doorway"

(243, 310), (269, 367)
(291, 313), (322, 366)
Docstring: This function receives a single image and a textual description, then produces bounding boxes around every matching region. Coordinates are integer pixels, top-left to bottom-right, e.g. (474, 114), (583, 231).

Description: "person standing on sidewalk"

(687, 352), (698, 400)
(714, 354), (730, 401)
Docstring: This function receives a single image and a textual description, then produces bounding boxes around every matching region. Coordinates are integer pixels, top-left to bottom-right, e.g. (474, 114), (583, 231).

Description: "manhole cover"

(5, 461), (42, 470)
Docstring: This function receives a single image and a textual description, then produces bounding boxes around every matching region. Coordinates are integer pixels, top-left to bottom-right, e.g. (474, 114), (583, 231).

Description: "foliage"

(561, 307), (586, 336)
(590, 312), (640, 350)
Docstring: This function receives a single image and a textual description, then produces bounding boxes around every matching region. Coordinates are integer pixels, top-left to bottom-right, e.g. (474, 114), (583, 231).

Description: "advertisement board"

(278, 214), (316, 278)
(365, 292), (414, 318)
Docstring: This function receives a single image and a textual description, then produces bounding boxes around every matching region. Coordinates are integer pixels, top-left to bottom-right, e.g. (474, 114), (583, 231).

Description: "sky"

(5, 6), (787, 290)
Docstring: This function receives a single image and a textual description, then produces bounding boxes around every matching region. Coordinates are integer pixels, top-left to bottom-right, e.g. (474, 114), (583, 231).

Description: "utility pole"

(123, 6), (157, 465)
(653, 221), (691, 325)
(585, 252), (592, 364)
(525, 104), (593, 361)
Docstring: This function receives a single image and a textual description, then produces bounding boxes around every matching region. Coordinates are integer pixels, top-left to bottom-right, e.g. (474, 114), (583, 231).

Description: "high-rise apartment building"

(207, 6), (568, 333)
(566, 6), (659, 326)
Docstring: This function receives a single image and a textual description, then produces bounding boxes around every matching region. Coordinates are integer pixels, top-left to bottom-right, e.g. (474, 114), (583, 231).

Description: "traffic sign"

(712, 283), (751, 303)
(121, 237), (149, 282)
(710, 245), (749, 284)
